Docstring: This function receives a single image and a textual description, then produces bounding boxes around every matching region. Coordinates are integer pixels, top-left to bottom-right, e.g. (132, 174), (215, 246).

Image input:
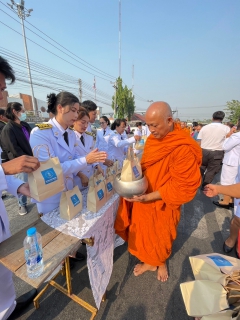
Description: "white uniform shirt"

(108, 132), (135, 165)
(0, 168), (23, 320)
(222, 132), (240, 166)
(95, 127), (112, 153)
(30, 118), (87, 214)
(144, 125), (151, 137)
(74, 130), (96, 190)
(197, 122), (230, 150)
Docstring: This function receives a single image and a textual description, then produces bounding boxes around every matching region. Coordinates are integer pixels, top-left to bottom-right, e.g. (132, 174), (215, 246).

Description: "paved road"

(5, 175), (234, 320)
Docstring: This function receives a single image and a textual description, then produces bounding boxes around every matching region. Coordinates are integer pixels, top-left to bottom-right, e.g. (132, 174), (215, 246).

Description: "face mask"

(19, 112), (27, 121)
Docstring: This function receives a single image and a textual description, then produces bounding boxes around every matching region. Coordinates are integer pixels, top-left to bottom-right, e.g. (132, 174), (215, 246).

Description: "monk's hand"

(124, 194), (148, 202)
(203, 184), (219, 197)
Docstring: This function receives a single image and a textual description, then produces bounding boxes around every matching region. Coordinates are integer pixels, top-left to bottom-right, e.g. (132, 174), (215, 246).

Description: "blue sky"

(1, 0), (240, 120)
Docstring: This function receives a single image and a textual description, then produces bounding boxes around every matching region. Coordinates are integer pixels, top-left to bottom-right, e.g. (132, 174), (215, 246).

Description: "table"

(0, 190), (121, 319)
(41, 190), (120, 309)
(0, 218), (98, 319)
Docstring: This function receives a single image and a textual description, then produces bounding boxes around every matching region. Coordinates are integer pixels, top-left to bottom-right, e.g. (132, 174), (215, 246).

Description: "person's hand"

(17, 183), (31, 197)
(77, 172), (89, 187)
(226, 127), (236, 138)
(203, 184), (219, 197)
(96, 165), (104, 176)
(2, 156), (40, 175)
(86, 149), (107, 164)
(134, 135), (141, 141)
(103, 159), (114, 167)
(124, 194), (148, 202)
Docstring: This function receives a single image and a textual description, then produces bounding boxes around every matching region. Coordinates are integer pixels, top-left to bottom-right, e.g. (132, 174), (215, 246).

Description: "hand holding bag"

(28, 144), (64, 201)
(121, 147), (142, 182)
(60, 177), (83, 220)
(135, 129), (147, 150)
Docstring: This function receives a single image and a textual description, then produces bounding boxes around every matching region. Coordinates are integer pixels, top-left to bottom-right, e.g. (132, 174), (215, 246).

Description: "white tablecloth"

(41, 189), (121, 308)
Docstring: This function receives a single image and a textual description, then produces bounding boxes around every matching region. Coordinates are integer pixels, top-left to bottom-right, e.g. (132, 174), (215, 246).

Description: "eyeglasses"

(100, 122), (106, 125)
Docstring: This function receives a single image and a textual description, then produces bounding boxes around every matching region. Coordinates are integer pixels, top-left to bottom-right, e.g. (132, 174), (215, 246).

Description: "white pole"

(119, 0), (121, 78)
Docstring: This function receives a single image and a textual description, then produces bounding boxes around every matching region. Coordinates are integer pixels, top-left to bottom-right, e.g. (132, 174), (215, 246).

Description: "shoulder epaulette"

(85, 131), (94, 136)
(35, 123), (53, 130)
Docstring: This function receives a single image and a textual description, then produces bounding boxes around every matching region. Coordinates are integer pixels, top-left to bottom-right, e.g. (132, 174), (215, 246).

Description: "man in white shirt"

(197, 111), (230, 189)
(0, 56), (40, 320)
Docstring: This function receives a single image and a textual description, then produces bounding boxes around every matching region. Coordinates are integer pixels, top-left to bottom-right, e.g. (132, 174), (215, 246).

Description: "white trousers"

(221, 164), (238, 185)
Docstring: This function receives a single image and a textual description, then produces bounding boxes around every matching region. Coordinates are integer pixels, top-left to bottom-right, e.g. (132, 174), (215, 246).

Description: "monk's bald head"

(145, 101), (174, 139)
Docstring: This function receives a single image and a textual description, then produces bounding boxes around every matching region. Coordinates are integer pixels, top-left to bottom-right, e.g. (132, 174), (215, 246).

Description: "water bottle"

(24, 227), (44, 278)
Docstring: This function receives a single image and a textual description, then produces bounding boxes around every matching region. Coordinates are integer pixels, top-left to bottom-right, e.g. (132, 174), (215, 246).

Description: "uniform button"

(68, 156), (72, 159)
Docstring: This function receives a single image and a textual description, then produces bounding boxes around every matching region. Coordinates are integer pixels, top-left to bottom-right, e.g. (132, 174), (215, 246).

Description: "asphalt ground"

(4, 173), (234, 320)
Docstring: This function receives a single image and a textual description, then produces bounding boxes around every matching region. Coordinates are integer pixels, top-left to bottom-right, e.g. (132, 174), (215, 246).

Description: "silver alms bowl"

(113, 174), (148, 198)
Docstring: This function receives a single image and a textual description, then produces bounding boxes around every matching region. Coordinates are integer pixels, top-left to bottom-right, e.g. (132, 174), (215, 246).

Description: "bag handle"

(32, 144), (51, 159)
(64, 176), (75, 191)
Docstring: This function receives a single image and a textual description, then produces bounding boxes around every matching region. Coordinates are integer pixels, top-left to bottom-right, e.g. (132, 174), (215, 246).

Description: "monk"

(174, 118), (181, 130)
(180, 121), (191, 134)
(114, 102), (202, 281)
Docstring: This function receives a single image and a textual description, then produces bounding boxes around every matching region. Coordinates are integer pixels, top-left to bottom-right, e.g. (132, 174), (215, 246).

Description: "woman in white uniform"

(213, 126), (240, 210)
(95, 116), (114, 172)
(73, 108), (103, 189)
(30, 92), (107, 215)
(108, 119), (141, 167)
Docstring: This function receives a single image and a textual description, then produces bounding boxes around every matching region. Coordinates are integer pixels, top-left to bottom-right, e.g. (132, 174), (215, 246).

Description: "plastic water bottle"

(24, 227), (44, 278)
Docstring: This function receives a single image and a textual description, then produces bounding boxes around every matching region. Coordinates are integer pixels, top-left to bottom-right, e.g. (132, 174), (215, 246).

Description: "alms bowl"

(113, 174), (148, 198)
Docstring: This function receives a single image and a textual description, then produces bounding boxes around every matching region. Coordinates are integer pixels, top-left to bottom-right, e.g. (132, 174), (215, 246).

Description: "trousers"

(201, 149), (224, 185)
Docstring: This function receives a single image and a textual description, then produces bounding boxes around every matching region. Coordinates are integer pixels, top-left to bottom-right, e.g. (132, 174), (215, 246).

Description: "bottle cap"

(27, 227), (37, 237)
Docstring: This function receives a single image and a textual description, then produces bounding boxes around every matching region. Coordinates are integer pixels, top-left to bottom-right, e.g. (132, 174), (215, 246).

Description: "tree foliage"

(112, 77), (136, 119)
(225, 100), (240, 123)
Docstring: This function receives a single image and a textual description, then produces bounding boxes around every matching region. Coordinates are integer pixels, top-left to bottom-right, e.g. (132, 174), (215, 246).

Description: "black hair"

(81, 100), (97, 112)
(212, 111), (225, 121)
(136, 122), (142, 127)
(100, 116), (110, 126)
(46, 91), (79, 115)
(192, 122), (198, 127)
(111, 118), (126, 130)
(0, 56), (15, 84)
(5, 102), (22, 121)
(0, 108), (6, 116)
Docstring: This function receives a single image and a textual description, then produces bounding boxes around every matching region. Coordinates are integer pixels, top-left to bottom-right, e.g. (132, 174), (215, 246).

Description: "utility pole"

(119, 0), (121, 77)
(78, 79), (82, 103)
(8, 0), (37, 116)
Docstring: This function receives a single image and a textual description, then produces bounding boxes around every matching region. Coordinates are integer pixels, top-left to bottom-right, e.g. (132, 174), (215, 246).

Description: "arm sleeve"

(222, 134), (240, 151)
(30, 130), (87, 176)
(0, 166), (23, 196)
(1, 128), (26, 159)
(159, 145), (201, 209)
(111, 135), (135, 148)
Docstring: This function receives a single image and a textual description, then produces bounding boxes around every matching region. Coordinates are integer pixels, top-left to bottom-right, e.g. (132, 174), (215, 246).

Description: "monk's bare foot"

(157, 263), (168, 282)
(133, 263), (157, 276)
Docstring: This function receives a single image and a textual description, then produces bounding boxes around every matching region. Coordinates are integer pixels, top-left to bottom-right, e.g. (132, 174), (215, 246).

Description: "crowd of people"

(1, 54), (240, 319)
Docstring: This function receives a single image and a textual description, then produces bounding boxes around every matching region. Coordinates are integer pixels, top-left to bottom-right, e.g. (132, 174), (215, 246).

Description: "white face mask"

(19, 112), (27, 121)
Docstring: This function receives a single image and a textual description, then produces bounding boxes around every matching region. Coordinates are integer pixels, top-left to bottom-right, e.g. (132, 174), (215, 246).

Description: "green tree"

(225, 100), (240, 123)
(112, 77), (136, 119)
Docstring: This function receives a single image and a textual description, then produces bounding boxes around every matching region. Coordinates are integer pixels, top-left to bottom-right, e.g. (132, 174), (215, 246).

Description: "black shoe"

(213, 201), (230, 209)
(69, 252), (86, 262)
(11, 289), (37, 316)
(223, 242), (234, 253)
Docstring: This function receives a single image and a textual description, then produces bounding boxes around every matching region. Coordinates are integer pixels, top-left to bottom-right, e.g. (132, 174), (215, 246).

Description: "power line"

(0, 1), (116, 80)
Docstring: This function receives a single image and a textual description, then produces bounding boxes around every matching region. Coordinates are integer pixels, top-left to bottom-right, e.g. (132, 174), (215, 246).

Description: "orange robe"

(114, 127), (202, 266)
